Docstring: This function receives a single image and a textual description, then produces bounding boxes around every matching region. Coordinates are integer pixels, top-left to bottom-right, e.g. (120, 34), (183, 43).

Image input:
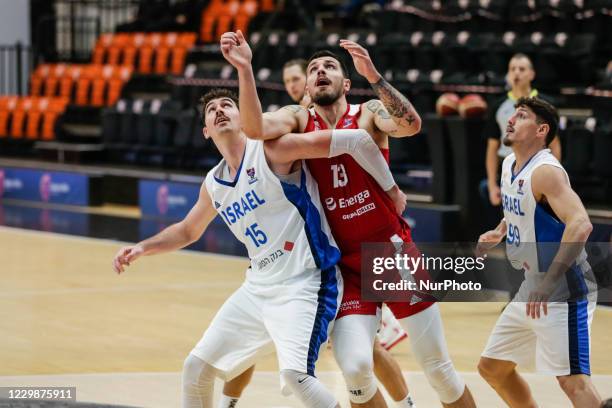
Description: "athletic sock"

(396, 393), (416, 408)
(217, 394), (239, 408)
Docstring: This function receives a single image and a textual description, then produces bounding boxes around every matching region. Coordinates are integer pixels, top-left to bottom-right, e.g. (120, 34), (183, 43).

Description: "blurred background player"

(481, 53), (562, 229)
(283, 59), (311, 108)
(477, 97), (601, 407)
(222, 30), (475, 408)
(113, 87), (405, 408)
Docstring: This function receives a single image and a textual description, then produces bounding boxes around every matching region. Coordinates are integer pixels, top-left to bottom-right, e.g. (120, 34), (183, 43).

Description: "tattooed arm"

(340, 39), (421, 137)
(369, 78), (421, 136)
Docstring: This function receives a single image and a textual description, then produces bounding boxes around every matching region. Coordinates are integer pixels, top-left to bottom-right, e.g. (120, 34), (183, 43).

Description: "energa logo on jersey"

(325, 197), (337, 210)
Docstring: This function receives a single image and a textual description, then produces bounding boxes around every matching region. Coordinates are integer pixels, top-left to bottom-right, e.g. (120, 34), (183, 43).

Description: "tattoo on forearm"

(371, 78), (417, 127)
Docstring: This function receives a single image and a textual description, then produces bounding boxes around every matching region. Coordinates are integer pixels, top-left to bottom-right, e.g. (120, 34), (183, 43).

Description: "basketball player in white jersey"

(476, 97), (602, 407)
(112, 88), (407, 408)
(220, 30), (474, 408)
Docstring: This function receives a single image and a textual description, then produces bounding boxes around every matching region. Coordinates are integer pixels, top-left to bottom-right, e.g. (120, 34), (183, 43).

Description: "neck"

(513, 142), (544, 172)
(511, 85), (532, 99)
(216, 133), (247, 177)
(314, 98), (348, 128)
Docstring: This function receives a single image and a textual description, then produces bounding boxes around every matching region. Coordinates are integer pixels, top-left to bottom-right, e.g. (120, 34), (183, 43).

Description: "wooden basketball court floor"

(1, 225), (610, 407)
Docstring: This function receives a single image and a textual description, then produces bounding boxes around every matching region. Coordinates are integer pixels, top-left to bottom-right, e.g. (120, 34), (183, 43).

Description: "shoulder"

(531, 162), (568, 195)
(501, 153), (515, 168)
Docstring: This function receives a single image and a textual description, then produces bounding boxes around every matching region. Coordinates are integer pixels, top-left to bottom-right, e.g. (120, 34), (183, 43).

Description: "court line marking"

(1, 370), (610, 380)
(0, 225), (248, 261)
(0, 281), (237, 298)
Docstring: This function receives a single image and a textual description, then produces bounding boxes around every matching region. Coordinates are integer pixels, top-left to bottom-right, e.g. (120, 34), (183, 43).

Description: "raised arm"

(219, 30), (262, 138)
(112, 183), (217, 274)
(340, 39), (421, 137)
(526, 164), (593, 318)
(220, 30), (301, 140)
(265, 128), (407, 214)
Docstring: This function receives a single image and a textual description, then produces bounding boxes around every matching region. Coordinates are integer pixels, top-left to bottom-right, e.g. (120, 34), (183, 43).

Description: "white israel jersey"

(500, 148), (595, 301)
(204, 138), (340, 287)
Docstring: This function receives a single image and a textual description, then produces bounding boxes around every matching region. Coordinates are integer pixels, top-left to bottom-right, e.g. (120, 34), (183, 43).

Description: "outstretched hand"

(475, 227), (505, 257)
(112, 244), (144, 274)
(339, 39), (381, 83)
(220, 30), (252, 70)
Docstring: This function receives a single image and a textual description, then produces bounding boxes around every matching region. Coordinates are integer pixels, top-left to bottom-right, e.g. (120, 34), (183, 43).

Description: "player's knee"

(557, 375), (591, 399)
(338, 359), (377, 403)
(478, 357), (509, 384)
(340, 355), (375, 386)
(422, 357), (464, 403)
(182, 354), (214, 386)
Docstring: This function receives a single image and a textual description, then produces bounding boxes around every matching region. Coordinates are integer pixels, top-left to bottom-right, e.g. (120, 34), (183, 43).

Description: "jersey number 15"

(245, 222), (268, 247)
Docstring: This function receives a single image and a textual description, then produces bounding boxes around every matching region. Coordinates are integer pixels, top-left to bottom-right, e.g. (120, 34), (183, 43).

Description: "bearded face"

(306, 57), (348, 106)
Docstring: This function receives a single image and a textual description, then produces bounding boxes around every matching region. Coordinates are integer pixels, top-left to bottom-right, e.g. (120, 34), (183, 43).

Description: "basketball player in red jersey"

(221, 31), (475, 408)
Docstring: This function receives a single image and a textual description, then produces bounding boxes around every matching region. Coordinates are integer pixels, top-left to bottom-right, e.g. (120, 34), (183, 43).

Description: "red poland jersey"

(304, 104), (412, 255)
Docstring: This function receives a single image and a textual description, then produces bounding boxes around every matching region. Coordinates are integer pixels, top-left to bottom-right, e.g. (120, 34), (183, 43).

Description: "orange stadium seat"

(234, 0), (258, 34)
(107, 66), (132, 106)
(106, 46), (122, 65)
(25, 98), (49, 140)
(58, 65), (81, 100)
(200, 0), (226, 43)
(41, 98), (69, 141)
(0, 97), (18, 138)
(170, 47), (188, 75)
(92, 33), (114, 64)
(154, 46), (171, 74)
(75, 65), (102, 105)
(260, 0), (275, 12)
(9, 98), (31, 139)
(122, 46), (137, 67)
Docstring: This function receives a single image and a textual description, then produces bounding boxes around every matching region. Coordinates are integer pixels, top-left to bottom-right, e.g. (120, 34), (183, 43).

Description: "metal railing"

(36, 0), (140, 63)
(0, 43), (34, 95)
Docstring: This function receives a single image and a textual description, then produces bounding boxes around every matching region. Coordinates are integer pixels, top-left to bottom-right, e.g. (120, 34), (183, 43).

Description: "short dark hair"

(509, 53), (534, 70)
(199, 88), (239, 123)
(515, 96), (559, 146)
(602, 398), (612, 408)
(308, 50), (350, 79)
(283, 58), (308, 74)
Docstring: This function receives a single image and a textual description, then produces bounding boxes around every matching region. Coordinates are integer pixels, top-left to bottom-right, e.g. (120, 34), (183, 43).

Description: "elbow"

(572, 216), (593, 242)
(244, 125), (264, 140)
(400, 115), (422, 137)
(581, 220), (593, 241)
(412, 116), (422, 135)
(179, 221), (199, 245)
